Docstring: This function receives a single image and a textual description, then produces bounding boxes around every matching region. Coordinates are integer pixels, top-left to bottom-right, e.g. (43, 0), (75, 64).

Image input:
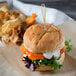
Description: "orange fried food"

(3, 12), (10, 22)
(26, 13), (37, 26)
(20, 44), (44, 60)
(0, 11), (5, 19)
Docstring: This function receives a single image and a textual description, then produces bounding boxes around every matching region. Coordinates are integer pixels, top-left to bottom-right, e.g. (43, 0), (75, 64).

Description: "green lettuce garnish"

(32, 57), (62, 72)
(65, 40), (72, 52)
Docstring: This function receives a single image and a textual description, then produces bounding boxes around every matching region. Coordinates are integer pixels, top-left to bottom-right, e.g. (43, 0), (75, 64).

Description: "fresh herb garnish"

(53, 58), (62, 71)
(65, 40), (72, 52)
(32, 57), (62, 71)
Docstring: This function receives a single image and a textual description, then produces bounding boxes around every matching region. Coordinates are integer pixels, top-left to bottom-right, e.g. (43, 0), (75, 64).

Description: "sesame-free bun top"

(23, 24), (65, 53)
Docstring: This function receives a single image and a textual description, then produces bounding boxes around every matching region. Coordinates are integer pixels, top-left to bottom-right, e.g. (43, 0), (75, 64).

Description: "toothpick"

(41, 4), (46, 32)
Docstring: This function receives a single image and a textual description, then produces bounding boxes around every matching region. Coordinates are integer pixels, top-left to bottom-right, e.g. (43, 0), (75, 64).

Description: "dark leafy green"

(32, 57), (62, 72)
(65, 40), (72, 52)
(53, 58), (62, 71)
(21, 40), (23, 43)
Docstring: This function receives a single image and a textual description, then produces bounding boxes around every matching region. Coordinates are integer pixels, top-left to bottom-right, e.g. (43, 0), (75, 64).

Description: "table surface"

(19, 0), (76, 20)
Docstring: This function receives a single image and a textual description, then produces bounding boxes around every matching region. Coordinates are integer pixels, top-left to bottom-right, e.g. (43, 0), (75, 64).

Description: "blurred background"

(0, 0), (76, 19)
(19, 0), (76, 19)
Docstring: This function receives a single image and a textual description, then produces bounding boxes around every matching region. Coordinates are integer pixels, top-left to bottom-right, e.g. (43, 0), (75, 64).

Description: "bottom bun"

(36, 53), (65, 71)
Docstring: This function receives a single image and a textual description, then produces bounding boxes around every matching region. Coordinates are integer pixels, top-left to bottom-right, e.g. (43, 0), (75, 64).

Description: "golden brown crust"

(0, 2), (9, 12)
(36, 53), (65, 71)
(36, 65), (53, 71)
(10, 10), (26, 17)
(24, 24), (64, 53)
(0, 1), (8, 7)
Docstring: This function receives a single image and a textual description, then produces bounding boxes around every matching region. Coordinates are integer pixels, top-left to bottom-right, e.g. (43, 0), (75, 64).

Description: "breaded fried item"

(1, 14), (26, 34)
(26, 13), (37, 27)
(0, 11), (5, 19)
(0, 2), (9, 12)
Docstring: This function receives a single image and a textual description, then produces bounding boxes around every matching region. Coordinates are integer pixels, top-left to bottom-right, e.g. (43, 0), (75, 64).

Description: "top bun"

(23, 24), (64, 53)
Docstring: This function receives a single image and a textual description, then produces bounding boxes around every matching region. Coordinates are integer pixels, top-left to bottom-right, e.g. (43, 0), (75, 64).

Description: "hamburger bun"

(36, 53), (65, 71)
(24, 24), (65, 53)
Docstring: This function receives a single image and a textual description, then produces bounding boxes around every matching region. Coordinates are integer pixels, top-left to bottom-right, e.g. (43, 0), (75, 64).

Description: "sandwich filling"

(20, 43), (66, 71)
(43, 50), (60, 59)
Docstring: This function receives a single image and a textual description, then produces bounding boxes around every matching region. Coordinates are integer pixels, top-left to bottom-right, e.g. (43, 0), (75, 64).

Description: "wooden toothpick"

(41, 4), (46, 32)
